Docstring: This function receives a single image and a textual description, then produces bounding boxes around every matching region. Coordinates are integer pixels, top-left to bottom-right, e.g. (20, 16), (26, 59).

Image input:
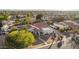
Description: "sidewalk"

(27, 43), (51, 49)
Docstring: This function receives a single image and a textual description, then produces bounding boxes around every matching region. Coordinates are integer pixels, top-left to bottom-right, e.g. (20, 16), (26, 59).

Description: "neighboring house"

(53, 23), (65, 30)
(30, 17), (36, 23)
(59, 22), (69, 29)
(7, 20), (15, 27)
(30, 22), (54, 36)
(64, 20), (79, 31)
(64, 20), (79, 26)
(42, 15), (49, 21)
(42, 15), (53, 24)
(1, 24), (9, 32)
(2, 20), (7, 25)
(53, 22), (69, 30)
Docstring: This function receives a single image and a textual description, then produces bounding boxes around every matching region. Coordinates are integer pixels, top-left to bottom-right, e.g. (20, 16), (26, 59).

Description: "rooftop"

(30, 22), (48, 30)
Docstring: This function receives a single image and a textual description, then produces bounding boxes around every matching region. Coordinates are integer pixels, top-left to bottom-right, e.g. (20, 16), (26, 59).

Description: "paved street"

(0, 35), (6, 48)
(40, 35), (74, 49)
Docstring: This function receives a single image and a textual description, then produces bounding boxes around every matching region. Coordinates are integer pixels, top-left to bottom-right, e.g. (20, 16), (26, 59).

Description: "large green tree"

(6, 29), (35, 48)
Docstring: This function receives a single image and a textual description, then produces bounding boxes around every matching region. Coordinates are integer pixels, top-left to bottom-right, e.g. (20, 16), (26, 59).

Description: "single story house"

(29, 22), (54, 36)
(53, 22), (69, 30)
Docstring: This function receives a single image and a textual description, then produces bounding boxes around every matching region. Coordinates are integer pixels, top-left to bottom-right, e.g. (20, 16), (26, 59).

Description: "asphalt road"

(0, 35), (6, 48)
(41, 35), (74, 49)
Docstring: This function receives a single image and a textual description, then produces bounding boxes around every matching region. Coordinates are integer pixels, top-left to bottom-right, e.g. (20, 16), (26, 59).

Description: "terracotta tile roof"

(30, 22), (48, 30)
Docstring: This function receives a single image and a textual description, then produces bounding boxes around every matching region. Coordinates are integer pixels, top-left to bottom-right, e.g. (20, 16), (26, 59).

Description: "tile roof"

(30, 22), (48, 30)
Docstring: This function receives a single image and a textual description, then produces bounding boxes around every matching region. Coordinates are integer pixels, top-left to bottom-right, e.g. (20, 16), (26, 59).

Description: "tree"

(36, 14), (43, 22)
(25, 13), (32, 24)
(0, 15), (8, 20)
(0, 20), (2, 27)
(15, 19), (20, 25)
(74, 15), (79, 20)
(54, 16), (65, 22)
(6, 29), (35, 48)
